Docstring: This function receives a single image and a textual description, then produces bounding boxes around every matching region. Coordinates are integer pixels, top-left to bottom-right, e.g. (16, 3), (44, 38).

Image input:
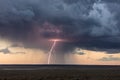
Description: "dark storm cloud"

(84, 48), (120, 54)
(0, 0), (120, 53)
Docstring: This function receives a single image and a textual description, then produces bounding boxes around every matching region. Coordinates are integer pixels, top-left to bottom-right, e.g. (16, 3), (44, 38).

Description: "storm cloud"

(0, 0), (120, 53)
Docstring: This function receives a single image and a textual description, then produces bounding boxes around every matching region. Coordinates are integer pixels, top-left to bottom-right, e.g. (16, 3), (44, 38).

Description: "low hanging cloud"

(0, 47), (26, 54)
(0, 48), (11, 54)
(98, 55), (120, 61)
(0, 0), (120, 53)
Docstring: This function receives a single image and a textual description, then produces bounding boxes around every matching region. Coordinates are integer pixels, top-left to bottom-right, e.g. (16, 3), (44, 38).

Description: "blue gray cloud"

(0, 0), (120, 53)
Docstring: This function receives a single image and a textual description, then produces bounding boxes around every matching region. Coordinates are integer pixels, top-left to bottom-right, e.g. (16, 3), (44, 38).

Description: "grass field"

(0, 65), (120, 80)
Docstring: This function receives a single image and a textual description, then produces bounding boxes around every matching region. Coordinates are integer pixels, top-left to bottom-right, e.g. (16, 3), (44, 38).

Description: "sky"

(0, 0), (120, 65)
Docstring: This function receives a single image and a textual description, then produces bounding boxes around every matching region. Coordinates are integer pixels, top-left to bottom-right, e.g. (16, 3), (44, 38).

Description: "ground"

(0, 65), (120, 80)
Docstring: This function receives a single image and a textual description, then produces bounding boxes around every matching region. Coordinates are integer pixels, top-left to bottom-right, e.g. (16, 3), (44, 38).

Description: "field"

(0, 65), (120, 80)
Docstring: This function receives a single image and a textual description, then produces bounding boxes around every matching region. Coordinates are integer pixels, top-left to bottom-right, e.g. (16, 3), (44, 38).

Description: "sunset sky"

(0, 39), (120, 65)
(0, 0), (120, 65)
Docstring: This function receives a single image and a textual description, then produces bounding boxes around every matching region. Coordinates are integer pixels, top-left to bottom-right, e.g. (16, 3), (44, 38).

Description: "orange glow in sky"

(0, 38), (120, 65)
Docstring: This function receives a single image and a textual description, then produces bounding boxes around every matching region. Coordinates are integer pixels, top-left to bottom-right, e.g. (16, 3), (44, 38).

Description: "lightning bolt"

(47, 40), (57, 64)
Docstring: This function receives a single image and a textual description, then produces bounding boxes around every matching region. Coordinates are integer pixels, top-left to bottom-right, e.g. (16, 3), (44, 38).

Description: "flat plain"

(0, 65), (120, 80)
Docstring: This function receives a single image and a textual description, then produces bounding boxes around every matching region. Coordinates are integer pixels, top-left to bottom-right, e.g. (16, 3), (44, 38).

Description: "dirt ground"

(0, 68), (120, 80)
